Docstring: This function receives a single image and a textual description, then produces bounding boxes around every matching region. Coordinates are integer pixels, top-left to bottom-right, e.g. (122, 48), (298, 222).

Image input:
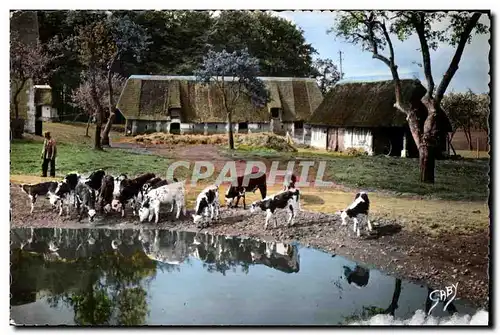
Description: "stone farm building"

(306, 79), (452, 158)
(117, 75), (323, 137)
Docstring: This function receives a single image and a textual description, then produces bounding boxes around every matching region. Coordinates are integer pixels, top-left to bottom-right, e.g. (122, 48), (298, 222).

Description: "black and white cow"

(113, 173), (128, 198)
(138, 181), (186, 224)
(142, 177), (169, 195)
(249, 188), (301, 230)
(62, 172), (81, 206)
(339, 191), (372, 237)
(112, 173), (155, 217)
(83, 169), (106, 194)
(75, 182), (97, 222)
(224, 173), (267, 209)
(193, 185), (220, 227)
(48, 181), (73, 216)
(19, 181), (58, 214)
(97, 175), (115, 214)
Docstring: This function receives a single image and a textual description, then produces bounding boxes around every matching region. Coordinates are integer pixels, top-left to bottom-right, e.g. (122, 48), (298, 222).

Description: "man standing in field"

(41, 131), (57, 177)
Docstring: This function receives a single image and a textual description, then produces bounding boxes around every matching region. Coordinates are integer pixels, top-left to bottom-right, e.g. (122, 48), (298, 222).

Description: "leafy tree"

(331, 11), (487, 183)
(130, 10), (216, 75)
(210, 11), (317, 77)
(99, 14), (151, 147)
(194, 48), (270, 150)
(312, 58), (341, 94)
(71, 70), (125, 137)
(475, 93), (490, 134)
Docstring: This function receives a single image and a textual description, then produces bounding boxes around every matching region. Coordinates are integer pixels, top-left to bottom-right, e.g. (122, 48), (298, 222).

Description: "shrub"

(344, 147), (368, 157)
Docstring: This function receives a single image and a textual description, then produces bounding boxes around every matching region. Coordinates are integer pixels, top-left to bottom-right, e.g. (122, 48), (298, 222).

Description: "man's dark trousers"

(42, 158), (56, 177)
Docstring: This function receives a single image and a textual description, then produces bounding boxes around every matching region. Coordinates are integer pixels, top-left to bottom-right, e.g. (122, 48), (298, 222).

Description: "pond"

(10, 228), (478, 326)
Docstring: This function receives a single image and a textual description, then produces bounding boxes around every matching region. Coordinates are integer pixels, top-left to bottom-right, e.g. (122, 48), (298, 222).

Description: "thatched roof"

(308, 79), (452, 131)
(308, 79), (425, 127)
(117, 75), (323, 123)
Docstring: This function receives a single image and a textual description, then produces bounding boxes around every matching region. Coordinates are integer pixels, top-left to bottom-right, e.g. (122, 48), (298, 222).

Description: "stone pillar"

(25, 81), (36, 134)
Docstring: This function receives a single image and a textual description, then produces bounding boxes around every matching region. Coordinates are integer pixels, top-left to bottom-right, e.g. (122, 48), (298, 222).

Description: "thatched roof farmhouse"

(117, 75), (323, 136)
(305, 79), (452, 158)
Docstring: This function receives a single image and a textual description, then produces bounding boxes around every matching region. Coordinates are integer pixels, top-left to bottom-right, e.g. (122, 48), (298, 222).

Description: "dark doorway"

(238, 122), (248, 133)
(35, 106), (42, 136)
(294, 121), (304, 129)
(270, 108), (280, 119)
(170, 122), (181, 135)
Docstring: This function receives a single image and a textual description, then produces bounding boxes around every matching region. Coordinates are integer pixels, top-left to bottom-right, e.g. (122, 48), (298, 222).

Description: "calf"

(75, 182), (97, 222)
(83, 169), (106, 194)
(249, 189), (300, 230)
(139, 181), (187, 224)
(113, 173), (128, 198)
(225, 173), (267, 209)
(97, 175), (115, 214)
(339, 192), (372, 237)
(283, 173), (297, 191)
(20, 182), (58, 214)
(142, 177), (168, 194)
(63, 172), (81, 206)
(48, 181), (73, 216)
(112, 173), (155, 217)
(193, 185), (220, 227)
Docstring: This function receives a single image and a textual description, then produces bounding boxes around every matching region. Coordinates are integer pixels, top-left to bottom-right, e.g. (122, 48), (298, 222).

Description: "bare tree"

(332, 11), (487, 183)
(71, 70), (125, 137)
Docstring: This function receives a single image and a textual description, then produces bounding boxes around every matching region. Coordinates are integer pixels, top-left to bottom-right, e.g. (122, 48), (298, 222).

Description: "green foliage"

(344, 147), (368, 157)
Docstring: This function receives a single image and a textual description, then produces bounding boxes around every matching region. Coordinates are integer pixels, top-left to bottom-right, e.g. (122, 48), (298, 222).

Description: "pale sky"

(273, 11), (491, 93)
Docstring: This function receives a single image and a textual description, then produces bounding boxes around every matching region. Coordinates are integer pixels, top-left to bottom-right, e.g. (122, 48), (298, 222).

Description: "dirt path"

(10, 183), (489, 309)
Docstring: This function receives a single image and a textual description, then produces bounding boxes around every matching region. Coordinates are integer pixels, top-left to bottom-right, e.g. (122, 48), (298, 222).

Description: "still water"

(10, 228), (477, 326)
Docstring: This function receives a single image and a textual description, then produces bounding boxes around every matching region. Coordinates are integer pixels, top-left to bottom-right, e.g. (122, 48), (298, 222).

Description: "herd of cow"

(18, 169), (373, 236)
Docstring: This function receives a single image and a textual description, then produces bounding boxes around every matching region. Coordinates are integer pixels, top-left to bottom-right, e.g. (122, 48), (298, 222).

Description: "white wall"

(310, 126), (327, 149)
(344, 128), (373, 155)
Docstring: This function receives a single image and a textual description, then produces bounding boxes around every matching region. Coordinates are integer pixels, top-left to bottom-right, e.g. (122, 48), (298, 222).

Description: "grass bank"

(226, 147), (490, 202)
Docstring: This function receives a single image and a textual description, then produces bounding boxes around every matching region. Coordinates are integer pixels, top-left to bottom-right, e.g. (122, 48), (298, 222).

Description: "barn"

(306, 79), (452, 158)
(116, 75), (323, 138)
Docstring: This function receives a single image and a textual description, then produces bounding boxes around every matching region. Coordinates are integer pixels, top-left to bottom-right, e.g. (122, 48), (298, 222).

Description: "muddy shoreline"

(10, 184), (489, 311)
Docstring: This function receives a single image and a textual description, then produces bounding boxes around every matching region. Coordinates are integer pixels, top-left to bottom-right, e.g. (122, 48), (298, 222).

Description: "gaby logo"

(165, 160), (333, 187)
(428, 283), (458, 315)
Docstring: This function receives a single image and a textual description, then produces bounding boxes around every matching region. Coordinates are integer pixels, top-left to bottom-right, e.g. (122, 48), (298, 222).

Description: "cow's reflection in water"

(11, 227), (301, 276)
(343, 265), (370, 288)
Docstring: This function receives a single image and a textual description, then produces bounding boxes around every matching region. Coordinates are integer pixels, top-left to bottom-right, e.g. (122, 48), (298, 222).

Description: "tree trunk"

(419, 142), (435, 183)
(465, 129), (473, 150)
(12, 79), (27, 120)
(227, 112), (234, 150)
(85, 115), (92, 137)
(449, 132), (457, 156)
(101, 59), (117, 147)
(94, 122), (102, 150)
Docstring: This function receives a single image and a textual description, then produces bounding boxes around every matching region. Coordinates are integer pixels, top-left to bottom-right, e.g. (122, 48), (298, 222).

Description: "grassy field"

(10, 123), (177, 178)
(226, 147), (490, 202)
(10, 139), (176, 178)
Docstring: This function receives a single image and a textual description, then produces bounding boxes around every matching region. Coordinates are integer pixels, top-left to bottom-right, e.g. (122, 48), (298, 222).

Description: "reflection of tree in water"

(11, 228), (157, 326)
(43, 251), (154, 325)
(11, 228), (300, 324)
